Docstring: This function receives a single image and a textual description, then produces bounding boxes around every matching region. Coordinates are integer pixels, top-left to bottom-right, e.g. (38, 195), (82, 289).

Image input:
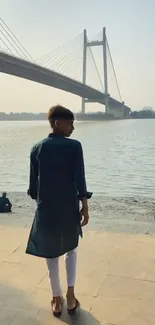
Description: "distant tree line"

(0, 112), (47, 121)
(0, 107), (155, 120)
(130, 107), (155, 119)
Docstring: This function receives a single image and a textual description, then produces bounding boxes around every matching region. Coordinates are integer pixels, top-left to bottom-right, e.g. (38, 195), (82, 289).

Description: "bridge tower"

(81, 27), (109, 114)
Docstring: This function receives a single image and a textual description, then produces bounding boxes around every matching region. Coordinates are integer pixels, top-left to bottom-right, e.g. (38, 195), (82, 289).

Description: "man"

(0, 192), (12, 213)
(26, 105), (92, 317)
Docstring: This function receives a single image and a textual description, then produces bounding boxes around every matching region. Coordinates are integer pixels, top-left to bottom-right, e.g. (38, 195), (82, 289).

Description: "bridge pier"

(81, 98), (85, 114)
(81, 29), (87, 114)
(103, 27), (108, 114)
(81, 27), (109, 114)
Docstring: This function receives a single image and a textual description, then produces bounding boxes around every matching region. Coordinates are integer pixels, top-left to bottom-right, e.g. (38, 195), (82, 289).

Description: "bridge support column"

(105, 94), (109, 114)
(103, 27), (109, 114)
(81, 98), (85, 114)
(122, 101), (125, 117)
(81, 29), (87, 114)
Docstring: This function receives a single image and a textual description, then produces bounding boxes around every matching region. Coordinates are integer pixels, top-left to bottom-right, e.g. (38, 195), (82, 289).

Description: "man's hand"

(80, 207), (89, 227)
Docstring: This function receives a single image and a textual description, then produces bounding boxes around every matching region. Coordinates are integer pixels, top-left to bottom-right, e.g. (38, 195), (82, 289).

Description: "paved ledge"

(0, 225), (155, 324)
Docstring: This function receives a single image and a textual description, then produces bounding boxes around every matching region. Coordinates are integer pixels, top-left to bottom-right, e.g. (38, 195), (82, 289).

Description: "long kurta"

(26, 133), (87, 259)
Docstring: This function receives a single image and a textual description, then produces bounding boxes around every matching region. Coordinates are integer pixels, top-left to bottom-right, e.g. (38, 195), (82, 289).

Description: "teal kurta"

(26, 134), (91, 259)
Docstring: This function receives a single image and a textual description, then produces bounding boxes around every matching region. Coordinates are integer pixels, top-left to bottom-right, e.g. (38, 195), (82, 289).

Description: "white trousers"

(46, 249), (77, 297)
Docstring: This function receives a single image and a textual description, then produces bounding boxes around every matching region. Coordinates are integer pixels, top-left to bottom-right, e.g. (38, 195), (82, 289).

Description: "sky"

(0, 0), (155, 112)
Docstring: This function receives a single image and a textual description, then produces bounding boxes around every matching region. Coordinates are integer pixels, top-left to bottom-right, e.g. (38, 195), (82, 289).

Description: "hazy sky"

(0, 0), (155, 112)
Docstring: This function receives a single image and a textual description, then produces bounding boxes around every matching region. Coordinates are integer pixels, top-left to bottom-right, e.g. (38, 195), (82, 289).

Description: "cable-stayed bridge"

(0, 18), (131, 117)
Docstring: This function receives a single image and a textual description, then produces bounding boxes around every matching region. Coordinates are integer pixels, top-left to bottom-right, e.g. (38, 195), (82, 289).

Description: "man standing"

(26, 105), (91, 317)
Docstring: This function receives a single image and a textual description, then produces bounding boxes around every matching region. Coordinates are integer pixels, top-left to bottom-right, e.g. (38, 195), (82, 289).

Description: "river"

(0, 119), (155, 197)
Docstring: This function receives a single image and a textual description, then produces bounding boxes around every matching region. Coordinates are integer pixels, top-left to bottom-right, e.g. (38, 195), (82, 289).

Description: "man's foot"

(66, 295), (80, 315)
(51, 296), (63, 317)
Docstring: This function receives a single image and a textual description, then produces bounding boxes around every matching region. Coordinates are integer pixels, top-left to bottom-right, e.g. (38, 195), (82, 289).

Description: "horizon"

(0, 106), (155, 115)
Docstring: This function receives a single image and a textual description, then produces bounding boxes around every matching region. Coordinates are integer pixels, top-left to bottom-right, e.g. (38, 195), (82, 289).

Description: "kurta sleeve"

(75, 142), (87, 198)
(28, 147), (38, 200)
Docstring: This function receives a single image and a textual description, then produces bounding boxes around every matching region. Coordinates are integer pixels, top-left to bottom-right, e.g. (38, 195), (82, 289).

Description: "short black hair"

(48, 105), (74, 127)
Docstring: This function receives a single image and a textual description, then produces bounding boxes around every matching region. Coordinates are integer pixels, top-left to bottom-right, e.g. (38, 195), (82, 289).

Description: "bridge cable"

(57, 49), (83, 81)
(0, 22), (31, 61)
(48, 47), (82, 73)
(106, 38), (122, 102)
(0, 28), (26, 58)
(85, 42), (104, 91)
(38, 41), (74, 66)
(47, 49), (83, 83)
(44, 45), (82, 71)
(89, 46), (104, 91)
(0, 17), (34, 62)
(0, 36), (14, 55)
(40, 38), (83, 81)
(37, 33), (83, 64)
(36, 32), (84, 81)
(41, 43), (79, 69)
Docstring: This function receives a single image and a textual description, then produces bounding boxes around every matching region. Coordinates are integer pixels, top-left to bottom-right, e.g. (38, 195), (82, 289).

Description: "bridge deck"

(0, 52), (130, 112)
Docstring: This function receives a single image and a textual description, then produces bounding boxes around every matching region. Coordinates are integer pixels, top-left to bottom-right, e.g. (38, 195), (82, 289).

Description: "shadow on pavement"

(0, 284), (40, 324)
(60, 302), (102, 325)
(0, 284), (102, 325)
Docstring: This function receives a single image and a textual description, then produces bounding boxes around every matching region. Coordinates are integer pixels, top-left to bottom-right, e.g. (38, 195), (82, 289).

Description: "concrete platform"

(0, 225), (155, 324)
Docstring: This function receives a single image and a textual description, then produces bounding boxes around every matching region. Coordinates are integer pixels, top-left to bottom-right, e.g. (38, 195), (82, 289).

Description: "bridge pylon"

(81, 27), (109, 114)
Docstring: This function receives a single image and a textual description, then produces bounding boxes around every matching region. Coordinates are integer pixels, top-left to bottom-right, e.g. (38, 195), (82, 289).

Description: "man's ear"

(55, 120), (59, 127)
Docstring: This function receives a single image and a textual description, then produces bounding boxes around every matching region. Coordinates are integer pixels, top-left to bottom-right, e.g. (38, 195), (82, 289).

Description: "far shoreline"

(1, 108), (155, 121)
(0, 117), (155, 122)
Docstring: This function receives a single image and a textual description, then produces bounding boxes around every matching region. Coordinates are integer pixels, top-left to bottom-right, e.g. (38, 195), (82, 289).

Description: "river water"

(0, 119), (155, 197)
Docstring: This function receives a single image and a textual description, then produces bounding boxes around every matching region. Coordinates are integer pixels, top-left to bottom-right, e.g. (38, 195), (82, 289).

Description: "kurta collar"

(48, 133), (65, 138)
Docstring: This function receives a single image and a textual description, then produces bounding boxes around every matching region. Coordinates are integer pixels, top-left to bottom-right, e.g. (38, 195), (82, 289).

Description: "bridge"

(0, 18), (131, 118)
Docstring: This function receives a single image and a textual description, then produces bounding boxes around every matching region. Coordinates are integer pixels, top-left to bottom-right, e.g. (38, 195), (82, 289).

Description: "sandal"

(51, 296), (63, 317)
(67, 298), (80, 315)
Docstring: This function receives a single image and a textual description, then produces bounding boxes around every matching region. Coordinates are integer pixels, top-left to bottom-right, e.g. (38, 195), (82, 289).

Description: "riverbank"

(0, 222), (155, 324)
(1, 192), (155, 236)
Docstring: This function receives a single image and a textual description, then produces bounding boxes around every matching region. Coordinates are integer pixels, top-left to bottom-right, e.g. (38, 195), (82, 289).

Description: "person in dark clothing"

(26, 105), (92, 317)
(0, 192), (12, 213)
